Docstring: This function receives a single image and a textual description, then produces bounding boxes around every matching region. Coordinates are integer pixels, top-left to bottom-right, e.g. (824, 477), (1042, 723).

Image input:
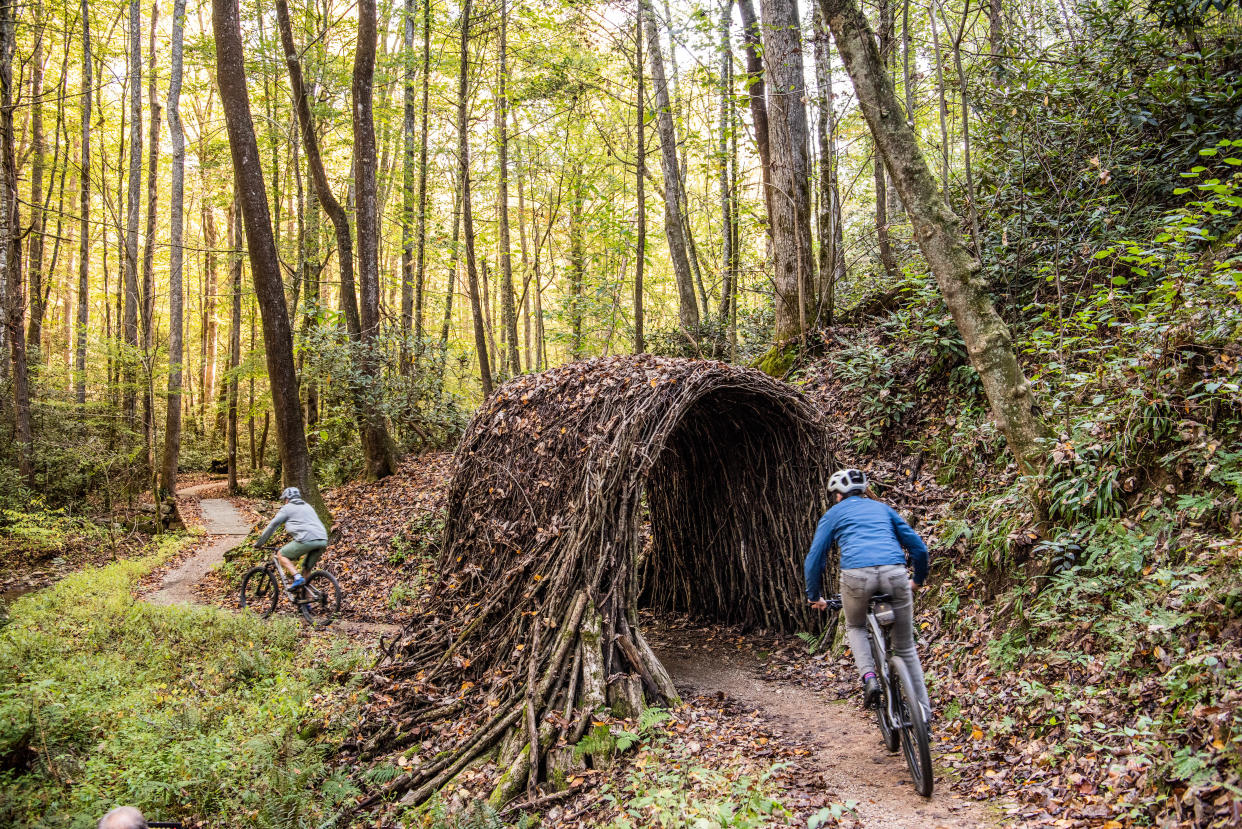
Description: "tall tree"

(212, 0), (325, 513)
(736, 0), (770, 220)
(142, 2), (161, 466)
(458, 0), (493, 394)
(160, 0), (187, 496)
(718, 0), (736, 324)
(226, 201), (241, 493)
(873, 0), (898, 279)
(821, 0), (1049, 469)
(761, 0), (814, 341)
(813, 2), (840, 324)
(400, 0), (417, 371)
(639, 0), (700, 332)
(413, 0), (432, 347)
(123, 0), (143, 420)
(26, 4), (45, 357)
(0, 0), (30, 480)
(354, 0), (399, 479)
(75, 0), (91, 404)
(497, 0), (519, 375)
(633, 4), (645, 355)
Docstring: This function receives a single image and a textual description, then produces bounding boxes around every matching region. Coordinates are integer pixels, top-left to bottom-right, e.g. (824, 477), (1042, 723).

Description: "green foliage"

(0, 538), (365, 828)
(603, 761), (789, 829)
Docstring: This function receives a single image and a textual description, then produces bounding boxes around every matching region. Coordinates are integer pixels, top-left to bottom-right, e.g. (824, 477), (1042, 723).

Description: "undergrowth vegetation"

(0, 537), (366, 828)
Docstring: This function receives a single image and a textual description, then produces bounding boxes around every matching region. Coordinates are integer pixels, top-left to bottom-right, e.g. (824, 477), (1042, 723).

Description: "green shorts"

(279, 539), (328, 574)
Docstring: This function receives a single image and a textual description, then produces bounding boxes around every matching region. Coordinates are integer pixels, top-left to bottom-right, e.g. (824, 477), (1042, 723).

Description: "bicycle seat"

(869, 593), (892, 606)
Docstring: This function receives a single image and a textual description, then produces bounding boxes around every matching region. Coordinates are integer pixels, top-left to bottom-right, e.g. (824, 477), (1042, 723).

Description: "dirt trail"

(652, 630), (999, 828)
(148, 485), (400, 639)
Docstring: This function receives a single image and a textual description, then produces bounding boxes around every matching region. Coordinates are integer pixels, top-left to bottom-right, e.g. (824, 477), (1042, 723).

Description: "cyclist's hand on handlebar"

(910, 579), (920, 592)
(809, 598), (828, 611)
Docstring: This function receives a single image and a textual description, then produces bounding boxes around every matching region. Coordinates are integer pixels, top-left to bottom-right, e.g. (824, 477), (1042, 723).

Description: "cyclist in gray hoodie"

(256, 487), (327, 591)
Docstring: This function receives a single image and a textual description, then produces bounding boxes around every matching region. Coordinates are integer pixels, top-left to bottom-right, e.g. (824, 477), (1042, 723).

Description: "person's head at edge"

(98, 806), (148, 829)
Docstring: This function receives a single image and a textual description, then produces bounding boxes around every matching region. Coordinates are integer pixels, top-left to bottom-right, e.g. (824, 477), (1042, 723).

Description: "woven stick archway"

(363, 356), (833, 810)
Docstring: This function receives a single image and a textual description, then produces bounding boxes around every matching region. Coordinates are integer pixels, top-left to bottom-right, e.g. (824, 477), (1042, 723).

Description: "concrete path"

(147, 498), (249, 605)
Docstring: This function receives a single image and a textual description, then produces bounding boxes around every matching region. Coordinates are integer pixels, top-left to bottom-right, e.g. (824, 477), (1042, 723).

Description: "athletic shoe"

(289, 575), (306, 590)
(863, 676), (881, 709)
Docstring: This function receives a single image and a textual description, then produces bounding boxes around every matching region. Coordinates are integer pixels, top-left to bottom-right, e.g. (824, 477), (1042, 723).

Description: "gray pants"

(841, 564), (931, 715)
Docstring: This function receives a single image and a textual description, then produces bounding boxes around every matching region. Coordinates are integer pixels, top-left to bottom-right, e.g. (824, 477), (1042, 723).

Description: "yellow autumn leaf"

(970, 726), (984, 740)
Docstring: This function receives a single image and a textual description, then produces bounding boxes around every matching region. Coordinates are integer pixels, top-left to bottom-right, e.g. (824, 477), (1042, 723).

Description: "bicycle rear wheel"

(240, 566), (278, 618)
(297, 570), (341, 627)
(890, 655), (933, 797)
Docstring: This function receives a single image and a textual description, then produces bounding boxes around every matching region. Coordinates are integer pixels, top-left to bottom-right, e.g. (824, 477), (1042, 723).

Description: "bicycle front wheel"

(240, 566), (278, 618)
(890, 655), (933, 797)
(298, 570), (341, 627)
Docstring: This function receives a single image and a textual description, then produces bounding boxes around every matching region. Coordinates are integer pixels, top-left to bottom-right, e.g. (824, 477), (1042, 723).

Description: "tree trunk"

(227, 201), (241, 494)
(161, 0), (186, 497)
(123, 0), (143, 421)
(438, 172), (461, 380)
(212, 0), (326, 515)
(400, 0), (416, 372)
(354, 0), (399, 479)
(761, 0), (814, 342)
(634, 4), (645, 354)
(75, 0), (91, 405)
(413, 0), (431, 348)
(639, 0), (700, 332)
(822, 0), (1049, 470)
(142, 1), (161, 473)
(718, 0), (735, 325)
(26, 4), (45, 359)
(812, 3), (837, 325)
(497, 0), (519, 376)
(735, 0), (770, 221)
(873, 0), (897, 279)
(568, 172), (584, 359)
(458, 0), (493, 395)
(274, 0), (361, 340)
(927, 3), (950, 200)
(0, 0), (30, 481)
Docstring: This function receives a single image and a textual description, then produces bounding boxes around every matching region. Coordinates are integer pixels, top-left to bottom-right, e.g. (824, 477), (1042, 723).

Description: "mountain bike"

(824, 593), (933, 797)
(239, 546), (342, 626)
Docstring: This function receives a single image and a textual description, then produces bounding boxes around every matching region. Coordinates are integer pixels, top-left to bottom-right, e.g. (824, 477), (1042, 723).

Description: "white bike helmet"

(828, 468), (868, 497)
(280, 487), (302, 502)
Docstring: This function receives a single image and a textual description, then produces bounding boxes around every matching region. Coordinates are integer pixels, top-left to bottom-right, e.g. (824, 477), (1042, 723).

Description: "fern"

(796, 631), (819, 654)
(361, 763), (402, 785)
(638, 707), (670, 732)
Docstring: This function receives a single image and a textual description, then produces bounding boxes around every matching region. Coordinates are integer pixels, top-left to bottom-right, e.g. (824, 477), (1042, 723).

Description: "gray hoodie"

(256, 498), (328, 545)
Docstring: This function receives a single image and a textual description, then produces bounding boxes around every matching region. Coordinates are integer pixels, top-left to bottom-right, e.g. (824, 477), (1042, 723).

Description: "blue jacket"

(804, 495), (929, 600)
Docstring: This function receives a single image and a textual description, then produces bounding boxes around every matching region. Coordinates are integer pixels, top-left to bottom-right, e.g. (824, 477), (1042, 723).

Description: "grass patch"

(0, 534), (366, 828)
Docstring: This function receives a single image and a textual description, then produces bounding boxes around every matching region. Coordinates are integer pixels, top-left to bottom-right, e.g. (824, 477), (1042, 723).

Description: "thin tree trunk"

(639, 0), (699, 331)
(458, 0), (493, 395)
(0, 0), (30, 481)
(873, 0), (897, 279)
(822, 0), (1049, 470)
(123, 0), (143, 421)
(634, 4), (645, 354)
(76, 0), (91, 404)
(735, 0), (770, 222)
(516, 142), (532, 368)
(813, 3), (836, 325)
(26, 4), (45, 358)
(413, 0), (431, 349)
(201, 202), (218, 433)
(160, 0), (186, 496)
(274, 0), (361, 340)
(497, 0), (519, 375)
(438, 172), (461, 379)
(761, 0), (814, 341)
(941, 2), (980, 250)
(928, 3), (950, 200)
(212, 0), (326, 514)
(718, 0), (734, 325)
(400, 0), (416, 372)
(568, 172), (584, 359)
(142, 1), (161, 474)
(354, 0), (399, 478)
(227, 200), (241, 493)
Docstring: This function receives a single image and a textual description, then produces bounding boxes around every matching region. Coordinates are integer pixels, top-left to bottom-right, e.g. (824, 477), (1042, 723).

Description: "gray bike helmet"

(280, 487), (302, 502)
(828, 468), (868, 497)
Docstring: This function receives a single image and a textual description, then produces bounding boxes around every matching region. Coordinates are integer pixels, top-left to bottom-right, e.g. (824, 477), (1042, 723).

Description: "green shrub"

(0, 537), (365, 828)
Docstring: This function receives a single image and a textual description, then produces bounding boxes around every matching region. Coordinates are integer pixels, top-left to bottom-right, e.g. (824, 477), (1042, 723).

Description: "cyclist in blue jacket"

(805, 468), (932, 718)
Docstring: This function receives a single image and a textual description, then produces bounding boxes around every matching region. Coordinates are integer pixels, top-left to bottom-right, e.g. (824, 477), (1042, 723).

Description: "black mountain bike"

(239, 546), (342, 626)
(824, 593), (933, 797)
